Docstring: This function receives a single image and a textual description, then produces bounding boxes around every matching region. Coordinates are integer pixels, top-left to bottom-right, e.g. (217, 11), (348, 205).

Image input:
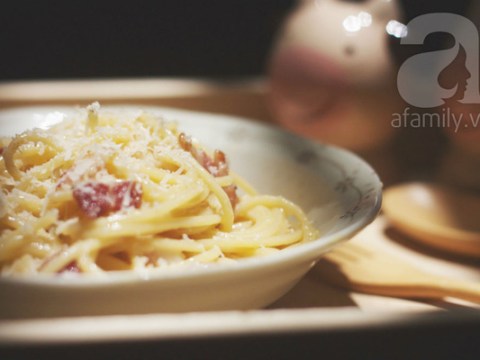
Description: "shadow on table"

(268, 267), (357, 309)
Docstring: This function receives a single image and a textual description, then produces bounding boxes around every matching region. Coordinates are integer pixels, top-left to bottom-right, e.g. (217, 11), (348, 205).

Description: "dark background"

(0, 0), (473, 81)
(0, 0), (294, 80)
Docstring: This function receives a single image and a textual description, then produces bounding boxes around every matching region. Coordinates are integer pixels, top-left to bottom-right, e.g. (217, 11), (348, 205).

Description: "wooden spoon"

(383, 182), (480, 257)
(318, 242), (480, 303)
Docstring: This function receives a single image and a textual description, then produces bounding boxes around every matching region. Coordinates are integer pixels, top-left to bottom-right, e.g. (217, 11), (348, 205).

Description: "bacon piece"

(58, 261), (80, 274)
(210, 150), (229, 177)
(0, 147), (3, 156)
(73, 181), (142, 218)
(73, 182), (110, 218)
(179, 133), (228, 177)
(178, 132), (193, 152)
(112, 181), (142, 211)
(223, 184), (239, 208)
(179, 133), (238, 206)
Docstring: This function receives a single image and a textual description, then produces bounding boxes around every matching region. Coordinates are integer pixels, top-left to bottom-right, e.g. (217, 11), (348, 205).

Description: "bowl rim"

(0, 104), (382, 287)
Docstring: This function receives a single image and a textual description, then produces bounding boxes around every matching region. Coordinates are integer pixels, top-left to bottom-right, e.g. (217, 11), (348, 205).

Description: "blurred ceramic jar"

(268, 0), (404, 152)
(437, 1), (480, 191)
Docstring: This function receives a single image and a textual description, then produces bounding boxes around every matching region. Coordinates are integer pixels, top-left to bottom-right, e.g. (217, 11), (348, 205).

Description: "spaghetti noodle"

(0, 104), (318, 275)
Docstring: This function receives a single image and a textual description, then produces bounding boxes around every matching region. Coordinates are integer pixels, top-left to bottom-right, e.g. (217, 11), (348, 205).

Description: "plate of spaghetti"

(0, 104), (381, 318)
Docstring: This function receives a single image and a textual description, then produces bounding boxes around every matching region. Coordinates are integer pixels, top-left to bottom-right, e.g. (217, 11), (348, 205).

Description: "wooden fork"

(316, 242), (480, 303)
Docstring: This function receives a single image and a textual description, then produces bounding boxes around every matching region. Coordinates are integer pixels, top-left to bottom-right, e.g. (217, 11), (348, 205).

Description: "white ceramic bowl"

(0, 105), (382, 319)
